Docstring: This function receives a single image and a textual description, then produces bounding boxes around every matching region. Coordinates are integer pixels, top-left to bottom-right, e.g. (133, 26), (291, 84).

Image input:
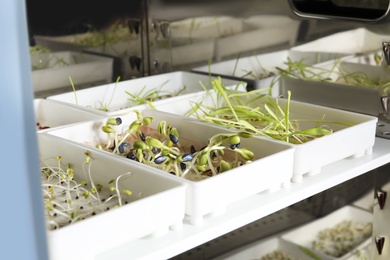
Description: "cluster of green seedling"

(41, 151), (136, 230)
(70, 76), (186, 112)
(125, 82), (187, 110)
(75, 20), (135, 47)
(311, 220), (372, 258)
(30, 45), (53, 71)
(97, 110), (254, 180)
(277, 55), (390, 96)
(29, 45), (51, 55)
(186, 77), (344, 144)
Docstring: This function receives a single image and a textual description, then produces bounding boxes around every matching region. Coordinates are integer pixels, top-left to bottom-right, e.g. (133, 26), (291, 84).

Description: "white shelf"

(96, 137), (390, 260)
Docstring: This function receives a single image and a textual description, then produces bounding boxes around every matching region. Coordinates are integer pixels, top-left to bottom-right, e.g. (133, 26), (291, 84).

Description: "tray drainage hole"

(378, 123), (386, 127)
(382, 131), (390, 136)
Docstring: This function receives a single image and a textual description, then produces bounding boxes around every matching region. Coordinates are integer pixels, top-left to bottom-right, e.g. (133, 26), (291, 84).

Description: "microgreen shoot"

(69, 76), (78, 105)
(96, 76), (121, 112)
(41, 151), (136, 230)
(125, 80), (187, 109)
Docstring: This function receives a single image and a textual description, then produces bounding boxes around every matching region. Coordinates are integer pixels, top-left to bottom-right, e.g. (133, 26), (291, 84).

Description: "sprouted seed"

(96, 110), (254, 180)
(41, 152), (138, 230)
(186, 77), (344, 144)
(311, 220), (372, 258)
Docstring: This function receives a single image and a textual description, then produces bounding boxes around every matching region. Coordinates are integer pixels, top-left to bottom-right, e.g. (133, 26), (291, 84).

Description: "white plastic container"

(170, 16), (244, 43)
(46, 71), (246, 116)
(281, 205), (373, 260)
(38, 133), (186, 260)
(193, 49), (345, 96)
(31, 51), (113, 94)
(343, 50), (382, 66)
(214, 15), (301, 62)
(213, 236), (316, 260)
(34, 99), (103, 132)
(153, 90), (378, 182)
(281, 59), (386, 117)
(45, 109), (295, 225)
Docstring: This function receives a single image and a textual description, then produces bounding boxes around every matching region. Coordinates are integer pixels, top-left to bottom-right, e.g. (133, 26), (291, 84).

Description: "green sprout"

(96, 110), (255, 180)
(184, 77), (352, 144)
(41, 151), (135, 230)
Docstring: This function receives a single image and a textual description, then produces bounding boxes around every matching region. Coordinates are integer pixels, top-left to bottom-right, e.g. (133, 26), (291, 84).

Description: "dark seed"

(169, 171), (175, 175)
(181, 153), (193, 162)
(180, 162), (186, 170)
(139, 131), (146, 141)
(155, 155), (167, 164)
(115, 117), (122, 125)
(126, 153), (138, 161)
(190, 145), (196, 154)
(230, 143), (240, 150)
(169, 134), (179, 144)
(217, 166), (220, 172)
(152, 147), (158, 154)
(118, 142), (130, 153)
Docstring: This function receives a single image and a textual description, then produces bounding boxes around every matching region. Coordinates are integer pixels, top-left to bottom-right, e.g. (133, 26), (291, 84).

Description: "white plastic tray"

(34, 33), (141, 79)
(214, 15), (301, 62)
(281, 205), (373, 260)
(343, 50), (382, 66)
(31, 51), (113, 93)
(34, 98), (103, 132)
(281, 59), (386, 116)
(38, 133), (186, 260)
(193, 49), (345, 96)
(45, 109), (295, 225)
(213, 236), (319, 260)
(46, 71), (246, 116)
(153, 90), (378, 182)
(170, 16), (244, 43)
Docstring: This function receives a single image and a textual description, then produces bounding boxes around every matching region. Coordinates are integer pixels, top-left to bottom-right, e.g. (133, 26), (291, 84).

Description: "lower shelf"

(95, 137), (390, 260)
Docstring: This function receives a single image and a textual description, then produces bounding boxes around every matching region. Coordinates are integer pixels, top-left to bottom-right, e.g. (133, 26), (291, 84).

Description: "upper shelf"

(95, 137), (390, 260)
